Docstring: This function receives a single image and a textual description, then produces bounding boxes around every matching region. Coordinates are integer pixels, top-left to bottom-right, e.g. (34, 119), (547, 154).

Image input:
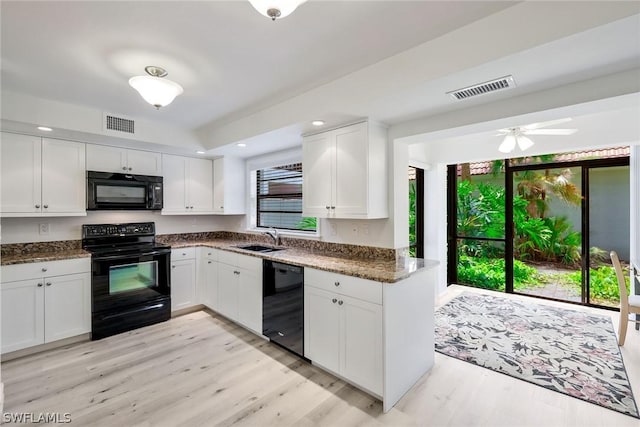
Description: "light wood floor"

(2, 285), (640, 427)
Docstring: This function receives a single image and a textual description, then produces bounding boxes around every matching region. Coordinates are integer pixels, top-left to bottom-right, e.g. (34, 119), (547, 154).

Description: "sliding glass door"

(448, 153), (630, 309)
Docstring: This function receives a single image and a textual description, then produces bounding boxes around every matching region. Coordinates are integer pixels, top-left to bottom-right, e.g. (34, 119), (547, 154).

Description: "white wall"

(0, 212), (243, 244)
(631, 146), (640, 278)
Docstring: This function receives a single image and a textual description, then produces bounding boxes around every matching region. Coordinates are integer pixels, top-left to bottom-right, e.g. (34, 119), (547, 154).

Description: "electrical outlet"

(330, 222), (338, 236)
(39, 223), (50, 235)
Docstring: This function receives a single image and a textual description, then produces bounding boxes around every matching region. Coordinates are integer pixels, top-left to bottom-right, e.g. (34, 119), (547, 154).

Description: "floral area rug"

(435, 292), (639, 418)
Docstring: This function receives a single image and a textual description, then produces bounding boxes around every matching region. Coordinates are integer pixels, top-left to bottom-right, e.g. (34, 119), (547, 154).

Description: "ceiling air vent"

(447, 75), (516, 101)
(104, 114), (135, 134)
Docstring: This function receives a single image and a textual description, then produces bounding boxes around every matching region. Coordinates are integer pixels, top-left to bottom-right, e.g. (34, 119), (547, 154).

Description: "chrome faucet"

(265, 227), (280, 246)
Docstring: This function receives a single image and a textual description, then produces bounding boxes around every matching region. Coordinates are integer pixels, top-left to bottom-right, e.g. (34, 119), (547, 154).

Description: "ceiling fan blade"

(523, 129), (577, 135)
(521, 117), (572, 130)
(498, 134), (516, 153)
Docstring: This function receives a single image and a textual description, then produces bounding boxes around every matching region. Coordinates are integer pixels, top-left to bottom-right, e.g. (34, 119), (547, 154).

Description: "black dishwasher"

(263, 260), (304, 358)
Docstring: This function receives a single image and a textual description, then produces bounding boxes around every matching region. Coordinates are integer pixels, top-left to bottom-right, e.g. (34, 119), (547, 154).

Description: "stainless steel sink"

(236, 244), (285, 253)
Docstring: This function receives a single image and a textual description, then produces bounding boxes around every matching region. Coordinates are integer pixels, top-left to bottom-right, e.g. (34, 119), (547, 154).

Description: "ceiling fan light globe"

(516, 135), (534, 151)
(129, 75), (183, 109)
(498, 134), (517, 153)
(248, 0), (306, 20)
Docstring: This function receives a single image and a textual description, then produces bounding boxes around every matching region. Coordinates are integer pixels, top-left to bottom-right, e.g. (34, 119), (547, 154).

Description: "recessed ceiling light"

(196, 150), (206, 154)
(311, 120), (325, 126)
(237, 143), (247, 148)
(37, 126), (53, 132)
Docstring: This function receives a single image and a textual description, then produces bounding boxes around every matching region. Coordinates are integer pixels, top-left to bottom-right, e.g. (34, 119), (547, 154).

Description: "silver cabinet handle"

(338, 300), (343, 305)
(122, 166), (127, 171)
(172, 265), (176, 269)
(208, 261), (212, 264)
(331, 206), (335, 210)
(41, 267), (47, 272)
(190, 206), (194, 209)
(128, 167), (132, 171)
(334, 281), (340, 287)
(46, 282), (52, 286)
(43, 205), (48, 208)
(35, 204), (40, 208)
(332, 298), (337, 303)
(207, 252), (212, 256)
(325, 206), (330, 210)
(182, 253), (186, 256)
(37, 283), (43, 287)
(233, 271), (240, 275)
(185, 206), (189, 209)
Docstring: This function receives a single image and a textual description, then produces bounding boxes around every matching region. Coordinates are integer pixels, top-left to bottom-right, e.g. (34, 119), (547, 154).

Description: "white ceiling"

(0, 0), (511, 129)
(1, 1), (639, 160)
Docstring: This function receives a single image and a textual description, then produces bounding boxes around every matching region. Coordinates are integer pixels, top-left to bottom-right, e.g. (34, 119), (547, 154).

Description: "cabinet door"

(1, 279), (45, 353)
(212, 157), (225, 213)
(333, 123), (368, 216)
(217, 263), (238, 320)
(171, 259), (196, 311)
(340, 295), (383, 395)
(127, 149), (162, 176)
(162, 154), (187, 212)
(305, 286), (340, 373)
(302, 133), (333, 217)
(199, 258), (218, 310)
(0, 133), (42, 213)
(41, 138), (86, 213)
(44, 273), (91, 342)
(237, 267), (262, 334)
(188, 158), (213, 212)
(86, 145), (127, 173)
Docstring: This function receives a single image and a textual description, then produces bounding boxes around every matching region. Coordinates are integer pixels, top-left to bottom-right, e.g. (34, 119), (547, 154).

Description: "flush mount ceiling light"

(37, 126), (53, 132)
(311, 120), (325, 126)
(248, 0), (306, 21)
(129, 66), (183, 109)
(237, 143), (247, 148)
(497, 118), (577, 154)
(196, 150), (206, 154)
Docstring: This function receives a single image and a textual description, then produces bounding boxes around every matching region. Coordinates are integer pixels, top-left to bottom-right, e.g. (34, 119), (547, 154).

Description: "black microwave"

(87, 171), (163, 210)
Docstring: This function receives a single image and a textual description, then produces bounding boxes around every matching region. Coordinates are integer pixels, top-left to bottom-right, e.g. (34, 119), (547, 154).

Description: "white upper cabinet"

(162, 154), (214, 214)
(86, 144), (162, 176)
(213, 157), (245, 215)
(302, 121), (388, 219)
(1, 133), (86, 217)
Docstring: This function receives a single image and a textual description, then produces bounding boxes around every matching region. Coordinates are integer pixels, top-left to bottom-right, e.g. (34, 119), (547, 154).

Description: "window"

(256, 162), (316, 232)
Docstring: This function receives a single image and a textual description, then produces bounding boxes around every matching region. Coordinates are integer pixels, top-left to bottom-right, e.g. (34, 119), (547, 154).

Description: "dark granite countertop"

(160, 238), (438, 283)
(1, 236), (439, 283)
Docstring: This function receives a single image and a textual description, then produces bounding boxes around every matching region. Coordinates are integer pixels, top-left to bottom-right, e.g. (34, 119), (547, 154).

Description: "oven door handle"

(92, 250), (171, 261)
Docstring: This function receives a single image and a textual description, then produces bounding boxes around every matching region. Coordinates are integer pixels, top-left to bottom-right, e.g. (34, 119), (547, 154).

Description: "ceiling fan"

(497, 118), (577, 153)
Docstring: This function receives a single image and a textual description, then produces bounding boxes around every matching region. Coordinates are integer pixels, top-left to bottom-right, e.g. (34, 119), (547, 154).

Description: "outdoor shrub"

(566, 265), (630, 302)
(457, 255), (538, 291)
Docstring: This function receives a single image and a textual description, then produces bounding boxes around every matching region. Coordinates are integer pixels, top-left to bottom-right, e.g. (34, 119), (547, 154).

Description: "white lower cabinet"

(304, 268), (383, 396)
(197, 248), (219, 310)
(1, 259), (91, 354)
(216, 252), (262, 334)
(217, 263), (238, 320)
(171, 248), (197, 311)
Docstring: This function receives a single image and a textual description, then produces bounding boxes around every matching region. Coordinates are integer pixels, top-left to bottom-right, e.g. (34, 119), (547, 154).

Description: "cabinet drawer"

(217, 250), (238, 267)
(236, 253), (262, 272)
(197, 247), (220, 261)
(1, 258), (91, 283)
(171, 247), (196, 260)
(305, 268), (382, 305)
